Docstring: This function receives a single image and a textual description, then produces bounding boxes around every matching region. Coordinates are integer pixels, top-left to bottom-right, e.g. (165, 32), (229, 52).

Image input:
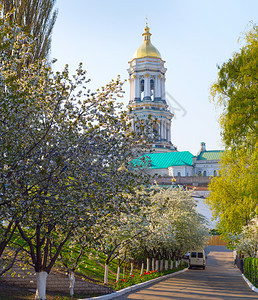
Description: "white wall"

(194, 160), (219, 177)
(168, 166), (194, 177)
(142, 161), (219, 178)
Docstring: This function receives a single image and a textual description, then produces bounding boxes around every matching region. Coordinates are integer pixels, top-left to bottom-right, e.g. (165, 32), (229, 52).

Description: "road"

(115, 246), (257, 300)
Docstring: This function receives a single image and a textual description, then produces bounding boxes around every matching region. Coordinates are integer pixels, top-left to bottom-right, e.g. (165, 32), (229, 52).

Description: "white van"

(189, 250), (206, 269)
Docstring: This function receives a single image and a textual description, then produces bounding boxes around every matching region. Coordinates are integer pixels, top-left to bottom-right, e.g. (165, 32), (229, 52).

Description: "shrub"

(244, 257), (258, 287)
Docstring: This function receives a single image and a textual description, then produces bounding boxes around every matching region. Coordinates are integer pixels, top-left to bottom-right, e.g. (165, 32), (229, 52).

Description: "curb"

(85, 268), (188, 299)
(241, 274), (258, 293)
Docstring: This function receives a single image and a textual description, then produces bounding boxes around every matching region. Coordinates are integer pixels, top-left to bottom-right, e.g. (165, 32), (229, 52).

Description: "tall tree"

(210, 25), (257, 151)
(206, 25), (258, 238)
(0, 0), (58, 60)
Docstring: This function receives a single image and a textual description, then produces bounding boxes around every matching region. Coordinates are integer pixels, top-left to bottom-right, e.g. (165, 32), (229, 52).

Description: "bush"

(244, 257), (258, 287)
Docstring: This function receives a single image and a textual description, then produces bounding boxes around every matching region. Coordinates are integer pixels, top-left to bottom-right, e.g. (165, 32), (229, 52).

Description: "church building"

(128, 24), (223, 182)
(127, 23), (176, 152)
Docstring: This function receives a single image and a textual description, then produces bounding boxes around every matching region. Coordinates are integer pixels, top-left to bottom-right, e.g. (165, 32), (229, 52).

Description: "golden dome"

(132, 25), (161, 59)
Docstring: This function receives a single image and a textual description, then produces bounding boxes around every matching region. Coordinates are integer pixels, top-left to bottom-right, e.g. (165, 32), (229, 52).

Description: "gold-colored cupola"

(132, 23), (161, 59)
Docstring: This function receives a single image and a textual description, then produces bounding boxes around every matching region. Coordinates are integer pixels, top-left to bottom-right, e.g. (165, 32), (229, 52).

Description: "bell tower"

(127, 23), (177, 152)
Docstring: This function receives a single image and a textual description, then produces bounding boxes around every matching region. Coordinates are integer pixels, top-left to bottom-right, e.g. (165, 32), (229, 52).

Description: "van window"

(198, 252), (203, 258)
(191, 252), (196, 258)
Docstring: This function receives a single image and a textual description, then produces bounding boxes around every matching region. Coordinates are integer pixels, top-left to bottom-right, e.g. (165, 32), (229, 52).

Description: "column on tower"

(160, 119), (163, 140)
(129, 77), (133, 101)
(162, 120), (166, 141)
(164, 121), (167, 141)
(161, 121), (163, 141)
(144, 74), (151, 100)
(157, 76), (161, 99)
(154, 75), (158, 100)
(157, 121), (160, 141)
(132, 77), (135, 101)
(161, 77), (166, 100)
(144, 76), (147, 100)
(163, 120), (166, 140)
(135, 75), (140, 101)
(160, 76), (163, 100)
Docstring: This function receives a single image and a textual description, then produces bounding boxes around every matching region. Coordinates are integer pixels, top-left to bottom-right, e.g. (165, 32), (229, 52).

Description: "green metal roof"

(132, 151), (194, 169)
(197, 150), (224, 161)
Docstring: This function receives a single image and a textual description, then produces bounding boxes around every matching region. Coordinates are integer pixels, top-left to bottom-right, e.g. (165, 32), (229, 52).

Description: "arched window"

(140, 80), (144, 100)
(214, 170), (217, 176)
(150, 79), (154, 101)
(203, 171), (207, 176)
(177, 172), (181, 177)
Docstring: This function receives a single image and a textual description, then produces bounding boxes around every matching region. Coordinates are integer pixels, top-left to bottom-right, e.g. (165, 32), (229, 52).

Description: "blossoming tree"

(0, 16), (153, 299)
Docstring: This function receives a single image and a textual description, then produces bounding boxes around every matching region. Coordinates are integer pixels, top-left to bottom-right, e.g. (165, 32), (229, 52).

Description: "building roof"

(132, 151), (194, 169)
(196, 150), (224, 161)
(132, 25), (161, 59)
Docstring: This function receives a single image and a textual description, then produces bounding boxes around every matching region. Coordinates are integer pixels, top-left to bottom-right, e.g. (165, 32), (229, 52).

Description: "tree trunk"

(140, 261), (144, 276)
(170, 260), (173, 269)
(116, 265), (120, 282)
(35, 271), (48, 300)
(175, 260), (178, 268)
(123, 266), (125, 279)
(155, 260), (159, 271)
(146, 258), (150, 272)
(130, 262), (133, 276)
(104, 263), (109, 285)
(152, 258), (155, 271)
(160, 259), (163, 271)
(165, 260), (168, 270)
(68, 271), (75, 297)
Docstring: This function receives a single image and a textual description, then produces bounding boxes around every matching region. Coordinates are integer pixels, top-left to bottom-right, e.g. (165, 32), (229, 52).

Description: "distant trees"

(94, 186), (209, 285)
(0, 0), (58, 60)
(207, 26), (258, 245)
(143, 186), (209, 265)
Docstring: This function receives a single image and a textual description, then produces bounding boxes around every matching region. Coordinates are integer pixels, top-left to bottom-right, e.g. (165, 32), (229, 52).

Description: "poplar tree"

(0, 0), (58, 60)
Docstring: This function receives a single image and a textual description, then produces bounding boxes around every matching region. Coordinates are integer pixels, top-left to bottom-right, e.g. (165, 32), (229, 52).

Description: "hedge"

(244, 257), (258, 287)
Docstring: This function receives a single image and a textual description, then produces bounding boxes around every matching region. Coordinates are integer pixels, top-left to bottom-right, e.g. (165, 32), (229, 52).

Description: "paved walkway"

(115, 246), (257, 299)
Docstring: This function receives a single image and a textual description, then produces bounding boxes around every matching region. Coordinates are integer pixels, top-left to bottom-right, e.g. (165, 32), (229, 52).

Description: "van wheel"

(203, 266), (205, 270)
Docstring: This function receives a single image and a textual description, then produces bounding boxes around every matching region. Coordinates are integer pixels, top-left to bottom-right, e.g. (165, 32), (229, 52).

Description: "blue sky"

(51, 0), (257, 154)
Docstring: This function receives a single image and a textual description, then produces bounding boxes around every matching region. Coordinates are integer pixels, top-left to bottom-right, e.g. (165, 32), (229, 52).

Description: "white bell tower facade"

(127, 23), (177, 152)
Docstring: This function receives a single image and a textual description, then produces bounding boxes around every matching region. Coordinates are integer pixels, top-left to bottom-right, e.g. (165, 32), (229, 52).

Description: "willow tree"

(207, 25), (258, 237)
(0, 0), (57, 60)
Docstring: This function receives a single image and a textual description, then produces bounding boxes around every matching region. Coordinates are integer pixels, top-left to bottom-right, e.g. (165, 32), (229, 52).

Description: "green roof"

(132, 151), (194, 169)
(197, 150), (224, 161)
